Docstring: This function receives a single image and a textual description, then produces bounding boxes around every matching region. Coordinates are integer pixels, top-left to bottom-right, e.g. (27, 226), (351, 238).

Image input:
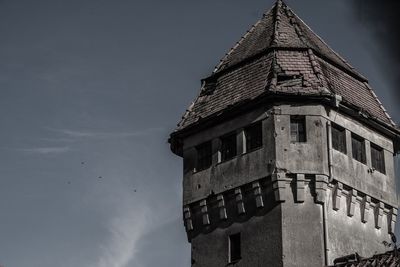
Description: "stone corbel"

(388, 207), (398, 234)
(375, 202), (384, 229)
(272, 173), (287, 202)
(253, 182), (264, 208)
(361, 196), (371, 223)
(315, 175), (328, 203)
(200, 200), (210, 225)
(217, 194), (228, 220)
(347, 189), (357, 217)
(296, 174), (306, 203)
(183, 206), (193, 231)
(235, 188), (246, 215)
(332, 182), (343, 211)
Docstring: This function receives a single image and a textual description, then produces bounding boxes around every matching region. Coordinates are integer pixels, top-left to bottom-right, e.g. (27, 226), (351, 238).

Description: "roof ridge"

(363, 82), (395, 126)
(283, 3), (307, 47)
(271, 0), (282, 46)
(213, 3), (277, 74)
(306, 49), (331, 93)
(288, 6), (367, 81)
(213, 19), (262, 73)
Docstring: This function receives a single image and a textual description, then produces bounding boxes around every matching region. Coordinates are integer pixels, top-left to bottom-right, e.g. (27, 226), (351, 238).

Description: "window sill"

(227, 259), (242, 266)
(352, 158), (367, 165)
(193, 167), (211, 174)
(242, 146), (263, 155)
(332, 148), (347, 154)
(217, 155), (239, 165)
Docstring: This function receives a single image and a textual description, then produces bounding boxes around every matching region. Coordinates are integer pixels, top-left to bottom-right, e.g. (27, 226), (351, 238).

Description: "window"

(196, 142), (212, 171)
(244, 122), (262, 152)
(229, 233), (241, 263)
(371, 144), (385, 174)
(290, 116), (306, 142)
(332, 123), (346, 154)
(277, 74), (303, 86)
(351, 134), (366, 164)
(220, 132), (237, 162)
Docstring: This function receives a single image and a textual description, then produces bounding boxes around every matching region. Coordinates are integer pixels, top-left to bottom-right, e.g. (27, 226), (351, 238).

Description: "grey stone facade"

(169, 1), (400, 266)
(179, 105), (397, 266)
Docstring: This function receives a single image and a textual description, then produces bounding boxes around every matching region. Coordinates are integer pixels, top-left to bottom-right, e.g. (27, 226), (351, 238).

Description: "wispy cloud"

(46, 127), (164, 139)
(91, 181), (155, 267)
(97, 206), (150, 267)
(17, 146), (70, 154)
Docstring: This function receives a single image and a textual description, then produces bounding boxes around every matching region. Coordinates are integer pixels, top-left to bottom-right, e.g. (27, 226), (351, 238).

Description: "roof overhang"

(169, 93), (400, 157)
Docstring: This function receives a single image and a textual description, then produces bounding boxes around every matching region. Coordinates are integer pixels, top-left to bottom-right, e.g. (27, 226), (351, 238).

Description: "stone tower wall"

(181, 104), (398, 266)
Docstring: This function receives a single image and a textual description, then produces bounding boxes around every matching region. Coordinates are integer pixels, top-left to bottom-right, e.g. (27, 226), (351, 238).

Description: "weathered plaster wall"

(325, 184), (392, 263)
(274, 105), (329, 175)
(180, 103), (398, 267)
(182, 106), (275, 204)
(281, 179), (325, 267)
(191, 201), (283, 267)
(328, 110), (396, 206)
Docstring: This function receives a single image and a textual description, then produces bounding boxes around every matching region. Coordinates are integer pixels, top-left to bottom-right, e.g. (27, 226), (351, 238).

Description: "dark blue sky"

(0, 1), (398, 266)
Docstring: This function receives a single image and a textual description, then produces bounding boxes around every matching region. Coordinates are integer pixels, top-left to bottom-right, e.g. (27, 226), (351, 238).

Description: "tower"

(169, 1), (400, 266)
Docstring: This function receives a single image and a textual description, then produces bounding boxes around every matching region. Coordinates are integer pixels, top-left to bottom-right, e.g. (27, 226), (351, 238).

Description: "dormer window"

(277, 74), (303, 86)
(371, 143), (385, 174)
(220, 132), (237, 162)
(196, 141), (212, 171)
(244, 122), (262, 152)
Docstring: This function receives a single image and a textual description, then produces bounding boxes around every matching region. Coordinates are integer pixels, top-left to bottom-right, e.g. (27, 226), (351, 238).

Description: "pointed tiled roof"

(214, 0), (361, 78)
(173, 0), (395, 133)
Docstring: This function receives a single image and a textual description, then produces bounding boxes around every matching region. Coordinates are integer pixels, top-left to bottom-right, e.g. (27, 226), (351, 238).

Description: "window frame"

(220, 132), (237, 162)
(351, 133), (366, 164)
(228, 233), (241, 263)
(244, 122), (263, 153)
(331, 123), (347, 154)
(371, 143), (386, 174)
(195, 141), (212, 171)
(290, 116), (307, 143)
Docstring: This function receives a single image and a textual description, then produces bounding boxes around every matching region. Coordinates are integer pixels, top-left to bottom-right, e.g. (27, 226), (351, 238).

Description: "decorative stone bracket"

(183, 176), (398, 235)
(183, 206), (193, 231)
(296, 174), (306, 203)
(332, 182), (343, 211)
(253, 182), (264, 208)
(389, 208), (398, 234)
(347, 189), (357, 217)
(200, 200), (210, 225)
(235, 188), (246, 215)
(315, 175), (328, 203)
(361, 196), (371, 223)
(375, 202), (384, 229)
(217, 194), (227, 220)
(272, 173), (287, 202)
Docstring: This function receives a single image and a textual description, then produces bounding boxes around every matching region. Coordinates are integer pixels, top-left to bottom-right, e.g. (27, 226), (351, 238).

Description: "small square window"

(351, 134), (366, 164)
(196, 141), (212, 171)
(290, 116), (306, 142)
(244, 122), (262, 152)
(371, 143), (385, 174)
(229, 233), (241, 263)
(332, 123), (347, 154)
(220, 132), (237, 162)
